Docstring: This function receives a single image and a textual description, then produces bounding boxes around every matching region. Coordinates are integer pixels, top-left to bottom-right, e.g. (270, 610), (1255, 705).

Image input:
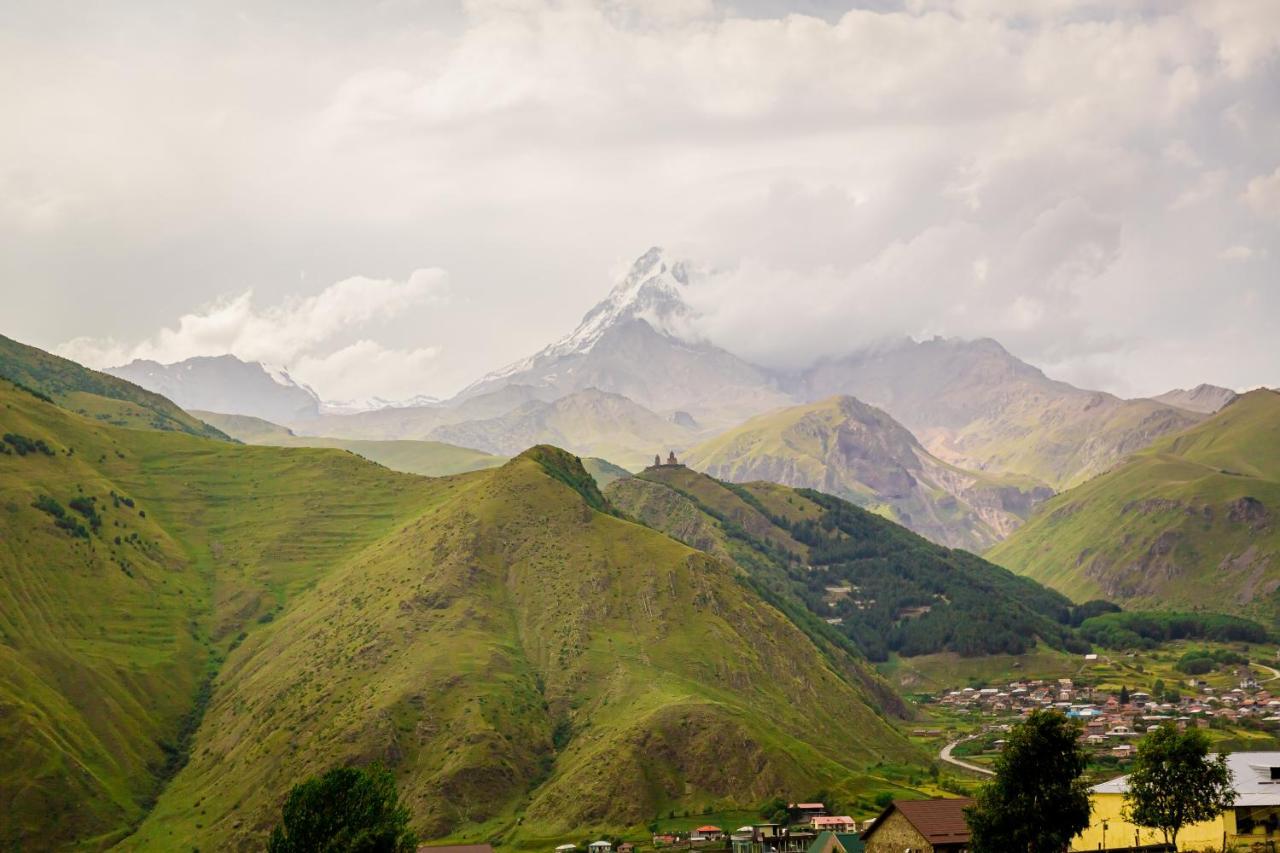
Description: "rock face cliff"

(685, 395), (1052, 552)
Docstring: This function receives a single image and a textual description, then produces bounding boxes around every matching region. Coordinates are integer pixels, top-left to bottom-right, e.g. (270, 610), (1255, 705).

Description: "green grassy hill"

(683, 396), (1052, 552)
(122, 444), (919, 850)
(0, 378), (438, 849)
(607, 465), (1083, 666)
(988, 390), (1280, 617)
(0, 370), (922, 850)
(0, 333), (227, 440)
(193, 410), (506, 476)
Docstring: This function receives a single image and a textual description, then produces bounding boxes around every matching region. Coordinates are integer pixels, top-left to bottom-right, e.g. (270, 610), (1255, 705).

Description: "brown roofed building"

(859, 798), (973, 852)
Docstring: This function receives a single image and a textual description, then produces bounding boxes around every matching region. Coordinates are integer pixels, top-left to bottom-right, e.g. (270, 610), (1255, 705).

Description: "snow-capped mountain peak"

(477, 246), (694, 385)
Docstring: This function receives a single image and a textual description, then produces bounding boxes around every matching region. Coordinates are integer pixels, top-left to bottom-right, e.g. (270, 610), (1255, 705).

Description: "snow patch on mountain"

(473, 246), (695, 387)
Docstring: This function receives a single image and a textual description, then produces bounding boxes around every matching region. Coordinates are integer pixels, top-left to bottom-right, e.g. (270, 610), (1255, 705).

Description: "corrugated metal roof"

(1092, 750), (1280, 805)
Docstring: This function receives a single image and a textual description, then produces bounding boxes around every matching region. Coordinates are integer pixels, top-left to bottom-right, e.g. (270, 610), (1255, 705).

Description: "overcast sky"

(3, 0), (1277, 401)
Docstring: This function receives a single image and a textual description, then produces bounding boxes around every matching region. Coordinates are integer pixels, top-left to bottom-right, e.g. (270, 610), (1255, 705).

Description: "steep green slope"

(0, 333), (226, 440)
(684, 396), (1052, 551)
(988, 389), (1280, 617)
(193, 410), (506, 476)
(0, 380), (438, 850)
(126, 447), (918, 850)
(607, 466), (1082, 665)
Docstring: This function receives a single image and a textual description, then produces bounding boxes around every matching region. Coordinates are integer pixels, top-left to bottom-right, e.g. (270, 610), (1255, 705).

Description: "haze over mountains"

(103, 247), (1244, 550)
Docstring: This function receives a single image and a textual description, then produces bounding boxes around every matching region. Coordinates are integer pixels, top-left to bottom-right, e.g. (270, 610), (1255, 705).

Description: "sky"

(2, 0), (1277, 402)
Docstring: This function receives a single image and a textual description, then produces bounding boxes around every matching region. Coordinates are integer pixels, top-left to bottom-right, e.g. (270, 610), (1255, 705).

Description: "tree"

(966, 710), (1092, 852)
(1152, 678), (1165, 701)
(268, 764), (417, 853)
(1123, 724), (1235, 849)
(1119, 685), (1130, 705)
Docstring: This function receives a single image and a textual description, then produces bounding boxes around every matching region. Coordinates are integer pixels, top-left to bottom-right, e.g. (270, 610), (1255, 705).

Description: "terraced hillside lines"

(127, 448), (918, 851)
(0, 333), (227, 440)
(193, 410), (507, 477)
(988, 390), (1280, 617)
(0, 381), (441, 850)
(684, 396), (1052, 551)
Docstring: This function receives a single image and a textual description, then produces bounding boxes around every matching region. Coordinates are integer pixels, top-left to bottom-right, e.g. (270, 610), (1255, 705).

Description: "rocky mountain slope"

(779, 337), (1205, 490)
(429, 387), (699, 470)
(0, 341), (921, 850)
(683, 396), (1053, 551)
(456, 247), (793, 429)
(1149, 383), (1239, 414)
(106, 354), (323, 423)
(605, 465), (1082, 663)
(988, 390), (1280, 618)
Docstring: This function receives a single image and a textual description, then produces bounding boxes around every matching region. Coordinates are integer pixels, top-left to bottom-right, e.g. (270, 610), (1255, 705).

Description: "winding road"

(939, 738), (996, 777)
(1255, 662), (1280, 683)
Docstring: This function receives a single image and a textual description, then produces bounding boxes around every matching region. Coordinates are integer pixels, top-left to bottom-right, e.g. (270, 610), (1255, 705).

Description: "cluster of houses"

(933, 677), (1280, 760)
(422, 756), (1280, 853)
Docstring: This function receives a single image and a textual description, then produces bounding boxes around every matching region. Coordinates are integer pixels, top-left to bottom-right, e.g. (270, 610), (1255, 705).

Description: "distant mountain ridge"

(428, 387), (699, 470)
(442, 248), (1205, 490)
(1150, 383), (1238, 414)
(684, 395), (1053, 551)
(107, 354), (323, 423)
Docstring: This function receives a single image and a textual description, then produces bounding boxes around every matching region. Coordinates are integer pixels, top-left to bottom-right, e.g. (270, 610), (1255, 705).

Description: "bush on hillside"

(4, 432), (54, 456)
(267, 765), (416, 853)
(1175, 648), (1247, 674)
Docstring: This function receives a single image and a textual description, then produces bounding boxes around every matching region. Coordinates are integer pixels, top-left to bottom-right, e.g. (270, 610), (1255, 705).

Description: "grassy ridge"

(0, 381), (444, 849)
(608, 466), (1081, 665)
(194, 410), (507, 476)
(0, 334), (226, 440)
(988, 390), (1280, 617)
(127, 448), (919, 850)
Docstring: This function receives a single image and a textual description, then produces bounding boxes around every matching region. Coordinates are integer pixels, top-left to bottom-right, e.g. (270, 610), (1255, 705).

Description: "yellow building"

(1072, 751), (1280, 851)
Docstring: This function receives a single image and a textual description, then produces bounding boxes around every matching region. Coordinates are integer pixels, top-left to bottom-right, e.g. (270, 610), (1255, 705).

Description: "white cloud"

(5, 0), (1280, 398)
(56, 270), (449, 399)
(293, 339), (444, 403)
(1219, 244), (1257, 261)
(1244, 166), (1280, 220)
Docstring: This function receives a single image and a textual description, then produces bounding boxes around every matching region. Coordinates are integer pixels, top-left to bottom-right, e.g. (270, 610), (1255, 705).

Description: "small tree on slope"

(1123, 724), (1234, 849)
(268, 764), (417, 853)
(965, 709), (1092, 852)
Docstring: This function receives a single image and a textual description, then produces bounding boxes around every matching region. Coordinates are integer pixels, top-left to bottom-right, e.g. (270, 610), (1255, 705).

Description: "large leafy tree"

(268, 764), (418, 853)
(1123, 724), (1235, 849)
(966, 710), (1092, 852)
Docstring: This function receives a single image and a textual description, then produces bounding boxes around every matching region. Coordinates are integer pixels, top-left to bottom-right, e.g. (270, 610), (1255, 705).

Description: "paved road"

(939, 738), (996, 777)
(1256, 663), (1280, 682)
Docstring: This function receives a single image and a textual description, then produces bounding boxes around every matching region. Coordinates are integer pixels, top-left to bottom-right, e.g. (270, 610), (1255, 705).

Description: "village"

(925, 668), (1280, 766)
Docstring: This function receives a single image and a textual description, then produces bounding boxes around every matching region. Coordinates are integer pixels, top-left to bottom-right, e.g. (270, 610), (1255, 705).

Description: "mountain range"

(99, 248), (1224, 551)
(1, 346), (948, 850)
